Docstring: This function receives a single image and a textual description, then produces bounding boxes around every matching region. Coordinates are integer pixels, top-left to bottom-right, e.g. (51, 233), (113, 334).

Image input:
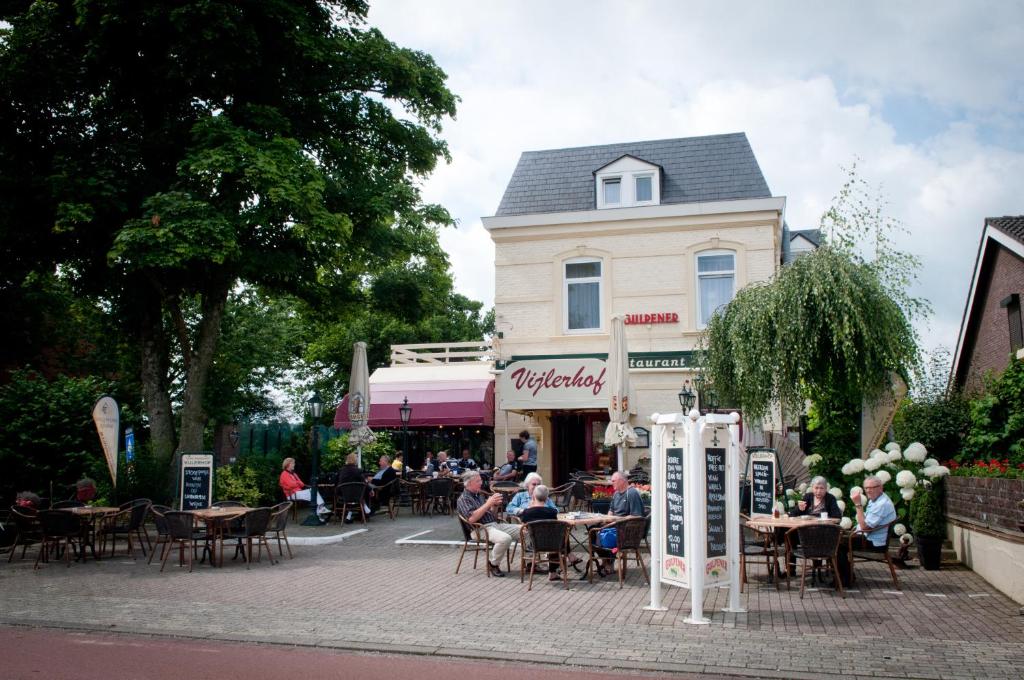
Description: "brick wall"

(946, 476), (1024, 533)
(963, 246), (1024, 391)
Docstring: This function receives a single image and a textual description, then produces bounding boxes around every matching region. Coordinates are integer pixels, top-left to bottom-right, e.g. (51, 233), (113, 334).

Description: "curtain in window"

(568, 281), (600, 329)
(699, 274), (733, 325)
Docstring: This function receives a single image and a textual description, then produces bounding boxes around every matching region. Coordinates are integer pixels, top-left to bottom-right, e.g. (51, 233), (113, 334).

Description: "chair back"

(242, 507), (272, 536)
(571, 480), (591, 501)
(336, 482), (366, 504)
(212, 500), (248, 508)
(550, 483), (573, 510)
(427, 478), (453, 498)
(37, 510), (82, 537)
(10, 506), (39, 529)
(796, 524), (842, 558)
(51, 500), (83, 509)
(613, 516), (647, 550)
(457, 514), (486, 543)
(269, 502), (291, 531)
(164, 511), (196, 540)
(151, 505), (172, 536)
(524, 520), (570, 553)
(127, 499), (152, 529)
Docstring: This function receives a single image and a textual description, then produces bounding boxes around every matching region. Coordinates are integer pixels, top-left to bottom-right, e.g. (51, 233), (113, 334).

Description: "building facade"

(483, 134), (786, 483)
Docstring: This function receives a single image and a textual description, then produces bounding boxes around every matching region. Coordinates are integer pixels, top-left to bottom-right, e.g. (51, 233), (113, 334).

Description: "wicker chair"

(571, 480), (593, 512)
(848, 520), (900, 589)
(50, 500), (84, 509)
(267, 502), (293, 559)
(334, 482), (368, 524)
(455, 514), (494, 576)
(610, 517), (649, 588)
(549, 483), (574, 512)
(147, 505), (173, 565)
(786, 524), (845, 599)
(401, 479), (424, 515)
(159, 511), (209, 573)
(34, 510), (83, 569)
(371, 478), (400, 520)
(98, 498), (152, 558)
(425, 478), (454, 517)
(223, 507), (275, 568)
(6, 506), (42, 563)
(518, 520), (572, 590)
(739, 513), (779, 592)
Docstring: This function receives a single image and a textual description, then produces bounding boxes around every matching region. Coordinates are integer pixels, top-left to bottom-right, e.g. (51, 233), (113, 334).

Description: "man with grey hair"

(456, 470), (520, 577)
(505, 472), (557, 516)
(838, 474), (896, 586)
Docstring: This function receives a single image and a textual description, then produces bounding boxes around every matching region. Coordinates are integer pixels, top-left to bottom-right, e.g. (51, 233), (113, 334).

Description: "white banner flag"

(92, 396), (120, 487)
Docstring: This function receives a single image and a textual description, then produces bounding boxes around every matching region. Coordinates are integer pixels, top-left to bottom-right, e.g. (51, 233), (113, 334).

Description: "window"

(565, 258), (602, 332)
(635, 175), (652, 202)
(1002, 294), (1023, 353)
(602, 178), (621, 205)
(697, 250), (735, 327)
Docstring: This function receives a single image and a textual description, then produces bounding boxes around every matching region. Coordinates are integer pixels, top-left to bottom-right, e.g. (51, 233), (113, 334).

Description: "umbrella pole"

(357, 444), (363, 470)
(616, 444), (624, 472)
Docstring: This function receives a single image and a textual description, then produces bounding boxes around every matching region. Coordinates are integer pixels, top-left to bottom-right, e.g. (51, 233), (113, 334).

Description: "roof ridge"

(518, 132), (749, 156)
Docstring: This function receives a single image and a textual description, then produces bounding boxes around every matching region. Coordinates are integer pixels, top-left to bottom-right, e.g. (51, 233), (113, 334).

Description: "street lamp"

(399, 396), (412, 480)
(302, 391), (325, 526)
(678, 380), (696, 412)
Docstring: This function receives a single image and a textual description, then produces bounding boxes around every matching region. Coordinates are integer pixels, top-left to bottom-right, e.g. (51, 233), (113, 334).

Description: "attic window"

(594, 156), (661, 209)
(603, 178), (621, 205)
(635, 175), (653, 202)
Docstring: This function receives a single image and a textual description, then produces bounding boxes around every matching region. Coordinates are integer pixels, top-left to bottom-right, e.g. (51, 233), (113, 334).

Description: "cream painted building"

(483, 134), (786, 483)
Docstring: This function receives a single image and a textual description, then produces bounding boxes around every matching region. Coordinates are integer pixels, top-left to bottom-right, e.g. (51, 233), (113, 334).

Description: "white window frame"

(634, 173), (655, 205)
(695, 249), (736, 329)
(601, 177), (622, 207)
(563, 257), (603, 334)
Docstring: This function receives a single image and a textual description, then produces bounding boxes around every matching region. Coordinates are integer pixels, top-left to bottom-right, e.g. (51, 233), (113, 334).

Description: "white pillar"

(644, 416), (667, 612)
(685, 409), (709, 624)
(723, 411), (746, 613)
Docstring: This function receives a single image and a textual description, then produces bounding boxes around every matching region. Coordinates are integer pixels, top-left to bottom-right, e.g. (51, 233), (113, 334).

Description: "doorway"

(551, 412), (587, 483)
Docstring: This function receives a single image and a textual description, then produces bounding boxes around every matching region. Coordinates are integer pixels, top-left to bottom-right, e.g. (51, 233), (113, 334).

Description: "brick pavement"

(2, 513), (1023, 679)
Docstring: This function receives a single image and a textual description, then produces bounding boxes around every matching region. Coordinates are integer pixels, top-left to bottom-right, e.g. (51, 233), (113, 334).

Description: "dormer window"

(594, 155), (661, 209)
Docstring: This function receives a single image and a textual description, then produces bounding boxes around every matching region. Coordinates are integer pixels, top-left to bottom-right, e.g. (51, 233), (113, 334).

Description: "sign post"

(648, 409), (744, 622)
(178, 453), (214, 510)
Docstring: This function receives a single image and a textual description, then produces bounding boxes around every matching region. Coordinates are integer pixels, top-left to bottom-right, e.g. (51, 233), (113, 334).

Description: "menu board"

(704, 447), (727, 558)
(179, 453), (214, 510)
(749, 449), (777, 518)
(665, 447), (685, 558)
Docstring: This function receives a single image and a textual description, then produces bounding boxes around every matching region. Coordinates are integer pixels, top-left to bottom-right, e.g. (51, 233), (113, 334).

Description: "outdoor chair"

(160, 511), (210, 573)
(739, 513), (779, 592)
(213, 500), (249, 539)
(98, 498), (152, 558)
(608, 517), (649, 588)
(147, 505), (173, 565)
(786, 524), (845, 599)
(7, 506), (43, 563)
(334, 482), (368, 524)
(848, 520), (900, 589)
(518, 520), (572, 590)
(267, 502), (293, 559)
(550, 482), (574, 512)
(371, 478), (400, 520)
(224, 507), (275, 569)
(34, 510), (83, 569)
(50, 500), (84, 509)
(455, 514), (496, 576)
(571, 480), (593, 513)
(401, 479), (424, 515)
(425, 478), (454, 517)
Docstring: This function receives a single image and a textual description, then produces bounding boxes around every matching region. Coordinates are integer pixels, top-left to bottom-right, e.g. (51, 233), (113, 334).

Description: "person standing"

(518, 430), (538, 477)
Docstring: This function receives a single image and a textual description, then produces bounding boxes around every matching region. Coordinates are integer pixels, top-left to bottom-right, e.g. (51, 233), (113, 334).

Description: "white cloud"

(369, 0), (1024, 353)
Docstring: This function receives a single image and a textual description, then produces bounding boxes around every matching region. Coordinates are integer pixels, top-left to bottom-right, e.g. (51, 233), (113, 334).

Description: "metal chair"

(786, 524), (845, 599)
(34, 510), (83, 569)
(455, 514), (494, 576)
(848, 520), (900, 589)
(223, 507), (275, 568)
(425, 478), (454, 517)
(518, 520), (572, 590)
(160, 511), (210, 573)
(267, 502), (293, 559)
(99, 498), (152, 557)
(739, 513), (780, 591)
(334, 482), (368, 524)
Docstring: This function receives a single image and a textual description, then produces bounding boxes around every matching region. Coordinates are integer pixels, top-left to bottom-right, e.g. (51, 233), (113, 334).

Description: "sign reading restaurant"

(501, 351), (696, 373)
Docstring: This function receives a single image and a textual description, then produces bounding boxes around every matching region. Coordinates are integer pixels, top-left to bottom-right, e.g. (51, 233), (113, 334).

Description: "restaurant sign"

(628, 351), (696, 370)
(498, 358), (607, 410)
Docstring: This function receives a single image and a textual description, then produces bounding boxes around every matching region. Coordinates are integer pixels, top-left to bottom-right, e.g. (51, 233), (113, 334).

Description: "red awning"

(334, 366), (495, 429)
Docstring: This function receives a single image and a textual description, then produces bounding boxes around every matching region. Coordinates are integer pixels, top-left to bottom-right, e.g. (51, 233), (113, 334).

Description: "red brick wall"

(962, 246), (1024, 391)
(946, 476), (1024, 533)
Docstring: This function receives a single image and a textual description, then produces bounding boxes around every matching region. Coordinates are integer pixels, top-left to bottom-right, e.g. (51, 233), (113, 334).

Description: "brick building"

(951, 216), (1024, 392)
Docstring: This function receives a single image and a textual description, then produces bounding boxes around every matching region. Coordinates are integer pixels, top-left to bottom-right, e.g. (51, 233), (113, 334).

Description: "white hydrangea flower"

(904, 442), (928, 462)
(839, 517), (853, 530)
(923, 465), (950, 478)
(875, 470), (892, 484)
(870, 448), (887, 460)
(923, 458), (938, 468)
(863, 457), (882, 472)
(893, 523), (907, 536)
(837, 500), (846, 512)
(797, 482), (808, 494)
(802, 454), (822, 468)
(900, 533), (914, 545)
(885, 442), (901, 452)
(785, 488), (798, 499)
(829, 487), (843, 499)
(841, 462), (852, 476)
(774, 500), (786, 512)
(900, 488), (916, 501)
(887, 450), (903, 462)
(896, 470), (917, 488)
(787, 499), (796, 508)
(847, 458), (865, 474)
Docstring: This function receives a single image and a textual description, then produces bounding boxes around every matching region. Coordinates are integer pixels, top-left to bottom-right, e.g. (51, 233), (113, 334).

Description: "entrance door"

(551, 412), (587, 483)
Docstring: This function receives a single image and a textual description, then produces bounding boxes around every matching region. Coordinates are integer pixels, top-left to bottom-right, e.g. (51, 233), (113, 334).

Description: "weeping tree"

(704, 165), (927, 482)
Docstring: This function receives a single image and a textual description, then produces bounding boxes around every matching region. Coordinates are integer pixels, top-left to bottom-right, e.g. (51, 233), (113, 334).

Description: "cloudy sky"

(367, 0), (1024, 354)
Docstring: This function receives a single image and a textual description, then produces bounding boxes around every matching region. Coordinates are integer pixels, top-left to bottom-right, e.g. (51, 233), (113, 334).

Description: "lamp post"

(678, 380), (696, 412)
(399, 396), (412, 480)
(302, 391), (325, 526)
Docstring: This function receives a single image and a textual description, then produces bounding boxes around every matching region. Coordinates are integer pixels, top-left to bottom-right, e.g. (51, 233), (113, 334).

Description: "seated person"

(15, 491), (41, 510)
(436, 451), (460, 476)
(279, 458), (330, 521)
(506, 472), (556, 516)
(838, 475), (896, 586)
(455, 471), (519, 577)
(391, 453), (404, 472)
(338, 453), (364, 484)
(592, 471), (645, 577)
(369, 455), (398, 512)
(783, 475), (843, 575)
(75, 477), (98, 504)
(520, 484), (580, 580)
(457, 448), (478, 472)
(492, 450), (519, 482)
(422, 451), (436, 474)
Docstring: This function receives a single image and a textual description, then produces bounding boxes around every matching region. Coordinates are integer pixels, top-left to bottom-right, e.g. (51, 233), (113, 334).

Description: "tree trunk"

(177, 280), (231, 452)
(139, 295), (176, 459)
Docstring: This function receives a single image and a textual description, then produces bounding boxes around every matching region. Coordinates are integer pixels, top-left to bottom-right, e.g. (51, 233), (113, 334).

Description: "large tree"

(0, 1), (458, 455)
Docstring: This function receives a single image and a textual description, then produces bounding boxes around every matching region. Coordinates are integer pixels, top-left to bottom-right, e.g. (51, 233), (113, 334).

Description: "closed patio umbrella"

(604, 315), (636, 471)
(347, 341), (375, 468)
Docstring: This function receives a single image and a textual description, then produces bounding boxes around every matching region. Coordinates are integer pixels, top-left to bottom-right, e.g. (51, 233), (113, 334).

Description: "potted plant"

(590, 485), (613, 514)
(911, 481), (945, 570)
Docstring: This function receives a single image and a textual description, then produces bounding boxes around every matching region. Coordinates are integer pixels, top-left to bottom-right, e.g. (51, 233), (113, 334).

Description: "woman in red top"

(280, 458), (330, 522)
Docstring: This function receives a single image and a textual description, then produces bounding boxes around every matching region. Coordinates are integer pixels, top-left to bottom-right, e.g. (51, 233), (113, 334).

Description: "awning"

(334, 363), (495, 429)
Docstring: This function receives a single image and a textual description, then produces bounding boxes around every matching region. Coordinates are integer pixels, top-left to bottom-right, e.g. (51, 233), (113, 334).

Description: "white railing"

(390, 340), (493, 365)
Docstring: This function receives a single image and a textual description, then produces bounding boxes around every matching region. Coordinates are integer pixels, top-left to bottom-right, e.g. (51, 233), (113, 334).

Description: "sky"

(366, 0), (1024, 355)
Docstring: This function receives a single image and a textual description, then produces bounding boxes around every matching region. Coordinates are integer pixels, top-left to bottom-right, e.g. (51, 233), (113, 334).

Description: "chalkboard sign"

(748, 449), (777, 518)
(705, 447), (727, 558)
(665, 447), (685, 559)
(179, 453), (214, 510)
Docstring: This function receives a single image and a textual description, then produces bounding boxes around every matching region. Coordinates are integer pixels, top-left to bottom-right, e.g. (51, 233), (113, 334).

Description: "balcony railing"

(390, 340), (493, 366)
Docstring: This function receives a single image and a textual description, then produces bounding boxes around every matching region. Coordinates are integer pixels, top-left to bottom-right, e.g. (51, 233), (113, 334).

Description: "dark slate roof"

(987, 216), (1024, 244)
(495, 133), (772, 217)
(790, 229), (821, 246)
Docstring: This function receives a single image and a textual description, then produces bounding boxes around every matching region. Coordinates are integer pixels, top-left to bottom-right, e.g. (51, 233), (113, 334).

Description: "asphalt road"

(0, 626), (709, 680)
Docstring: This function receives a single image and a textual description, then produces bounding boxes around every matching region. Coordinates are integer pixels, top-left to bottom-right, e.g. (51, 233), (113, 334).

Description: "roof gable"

(495, 133), (771, 217)
(592, 154), (662, 175)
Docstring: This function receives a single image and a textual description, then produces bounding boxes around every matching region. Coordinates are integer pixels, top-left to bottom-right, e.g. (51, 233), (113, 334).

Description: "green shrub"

(961, 356), (1024, 466)
(214, 464), (263, 507)
(893, 393), (970, 460)
(911, 482), (945, 539)
(321, 430), (395, 473)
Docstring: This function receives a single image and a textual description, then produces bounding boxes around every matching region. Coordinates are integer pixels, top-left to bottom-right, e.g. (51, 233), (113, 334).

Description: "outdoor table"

(557, 511), (613, 554)
(188, 507), (246, 567)
(745, 515), (840, 584)
(56, 506), (118, 561)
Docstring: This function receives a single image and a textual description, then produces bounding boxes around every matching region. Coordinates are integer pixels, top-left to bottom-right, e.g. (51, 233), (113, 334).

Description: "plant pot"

(916, 536), (943, 571)
(591, 499), (610, 514)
